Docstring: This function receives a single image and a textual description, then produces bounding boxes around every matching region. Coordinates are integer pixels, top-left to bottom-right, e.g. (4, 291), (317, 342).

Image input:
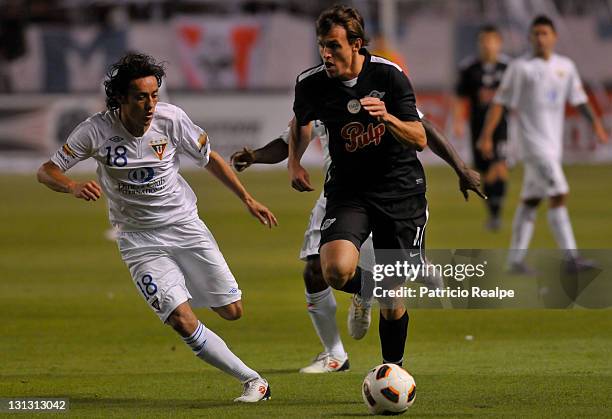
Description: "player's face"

(318, 25), (362, 80)
(120, 76), (159, 134)
(530, 25), (557, 57)
(478, 32), (502, 61)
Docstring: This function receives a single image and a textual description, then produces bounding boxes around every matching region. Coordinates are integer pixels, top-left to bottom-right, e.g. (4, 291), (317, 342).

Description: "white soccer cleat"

(348, 293), (372, 340)
(299, 352), (349, 374)
(233, 377), (271, 403)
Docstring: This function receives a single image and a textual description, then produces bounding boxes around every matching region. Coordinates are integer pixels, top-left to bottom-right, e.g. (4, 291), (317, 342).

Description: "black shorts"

(320, 193), (428, 259)
(471, 135), (507, 172)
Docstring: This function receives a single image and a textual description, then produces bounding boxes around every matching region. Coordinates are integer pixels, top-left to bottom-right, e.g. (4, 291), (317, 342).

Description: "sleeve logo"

(61, 143), (76, 158)
(197, 132), (209, 151)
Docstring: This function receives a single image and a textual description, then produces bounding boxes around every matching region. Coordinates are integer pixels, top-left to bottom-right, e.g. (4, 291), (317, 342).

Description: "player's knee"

(523, 198), (541, 208)
(323, 264), (353, 290)
(549, 194), (566, 208)
(167, 308), (198, 335)
(303, 257), (327, 293)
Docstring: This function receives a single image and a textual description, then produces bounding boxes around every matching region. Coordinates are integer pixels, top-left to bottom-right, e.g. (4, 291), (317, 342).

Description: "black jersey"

(293, 49), (424, 199)
(456, 56), (509, 141)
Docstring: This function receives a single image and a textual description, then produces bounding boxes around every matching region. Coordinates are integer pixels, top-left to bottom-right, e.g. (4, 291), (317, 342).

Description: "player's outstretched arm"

(422, 118), (486, 201)
(477, 103), (504, 159)
(577, 103), (609, 144)
(230, 138), (289, 172)
(359, 97), (427, 150)
(37, 160), (102, 201)
(205, 151), (278, 228)
(287, 118), (314, 192)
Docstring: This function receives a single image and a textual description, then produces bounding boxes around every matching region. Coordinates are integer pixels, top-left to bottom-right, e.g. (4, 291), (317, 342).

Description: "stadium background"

(1, 0), (611, 417)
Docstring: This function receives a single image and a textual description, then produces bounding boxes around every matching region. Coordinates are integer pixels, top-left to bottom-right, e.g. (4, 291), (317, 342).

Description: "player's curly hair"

(316, 4), (369, 46)
(104, 53), (165, 111)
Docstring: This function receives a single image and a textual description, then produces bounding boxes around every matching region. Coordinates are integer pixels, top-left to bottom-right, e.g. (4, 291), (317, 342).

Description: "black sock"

(379, 311), (409, 366)
(484, 180), (506, 218)
(489, 179), (507, 218)
(340, 266), (362, 294)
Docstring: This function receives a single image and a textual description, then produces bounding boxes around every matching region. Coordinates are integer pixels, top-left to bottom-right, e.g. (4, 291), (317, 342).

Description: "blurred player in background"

(231, 116), (481, 373)
(454, 25), (509, 231)
(37, 53), (276, 402)
(478, 16), (608, 274)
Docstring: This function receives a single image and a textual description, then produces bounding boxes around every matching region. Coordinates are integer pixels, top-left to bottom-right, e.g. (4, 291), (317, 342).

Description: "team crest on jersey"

(347, 99), (361, 114)
(149, 138), (168, 160)
(62, 143), (76, 158)
(341, 122), (386, 152)
(367, 90), (385, 99)
(109, 136), (124, 143)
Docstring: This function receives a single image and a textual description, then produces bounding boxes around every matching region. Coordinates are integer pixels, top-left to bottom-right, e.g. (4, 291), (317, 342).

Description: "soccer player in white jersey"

(478, 16), (608, 274)
(231, 115), (482, 373)
(36, 53), (277, 402)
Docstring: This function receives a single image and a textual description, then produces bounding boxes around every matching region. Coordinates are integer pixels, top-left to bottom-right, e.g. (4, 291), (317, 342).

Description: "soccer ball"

(362, 363), (416, 415)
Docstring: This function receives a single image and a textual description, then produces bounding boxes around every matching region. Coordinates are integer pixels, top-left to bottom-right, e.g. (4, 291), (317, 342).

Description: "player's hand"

(594, 122), (609, 144)
(289, 163), (314, 192)
(476, 135), (494, 160)
(230, 147), (256, 172)
(71, 180), (102, 201)
(459, 168), (487, 201)
(360, 96), (388, 121)
(244, 197), (278, 228)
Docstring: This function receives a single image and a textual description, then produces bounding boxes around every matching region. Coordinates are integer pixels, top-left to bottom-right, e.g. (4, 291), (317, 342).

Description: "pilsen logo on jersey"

(341, 122), (386, 152)
(149, 138), (168, 160)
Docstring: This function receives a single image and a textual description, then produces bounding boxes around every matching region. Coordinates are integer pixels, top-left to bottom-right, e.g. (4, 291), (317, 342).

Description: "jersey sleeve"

(50, 120), (94, 171)
(279, 125), (290, 144)
(493, 61), (521, 109)
(175, 107), (211, 167)
(293, 78), (317, 126)
(567, 61), (588, 106)
(389, 67), (421, 121)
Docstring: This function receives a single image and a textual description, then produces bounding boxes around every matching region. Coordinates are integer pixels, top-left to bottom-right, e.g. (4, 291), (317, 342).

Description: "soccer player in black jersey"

(454, 25), (509, 231)
(288, 5), (428, 367)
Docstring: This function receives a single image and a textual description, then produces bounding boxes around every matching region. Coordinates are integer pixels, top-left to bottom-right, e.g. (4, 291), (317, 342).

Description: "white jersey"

(50, 102), (211, 231)
(493, 53), (588, 162)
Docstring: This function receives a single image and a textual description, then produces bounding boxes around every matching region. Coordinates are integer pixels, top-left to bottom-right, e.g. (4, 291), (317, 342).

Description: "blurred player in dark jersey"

(454, 25), (509, 231)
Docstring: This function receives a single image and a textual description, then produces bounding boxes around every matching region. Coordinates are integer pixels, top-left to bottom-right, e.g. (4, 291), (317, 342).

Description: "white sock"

(305, 287), (346, 359)
(547, 206), (579, 258)
(508, 203), (537, 264)
(183, 321), (259, 383)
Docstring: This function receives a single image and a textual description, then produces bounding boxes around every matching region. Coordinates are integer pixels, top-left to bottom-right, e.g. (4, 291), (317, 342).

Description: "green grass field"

(1, 164), (611, 417)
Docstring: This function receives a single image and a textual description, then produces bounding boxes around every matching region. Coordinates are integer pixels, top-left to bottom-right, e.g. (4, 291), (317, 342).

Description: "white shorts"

(300, 192), (376, 271)
(521, 159), (569, 199)
(117, 219), (241, 322)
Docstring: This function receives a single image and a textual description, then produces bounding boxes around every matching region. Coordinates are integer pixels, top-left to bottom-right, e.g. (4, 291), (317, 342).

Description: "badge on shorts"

(321, 218), (336, 231)
(347, 99), (361, 114)
(151, 297), (160, 311)
(150, 138), (168, 160)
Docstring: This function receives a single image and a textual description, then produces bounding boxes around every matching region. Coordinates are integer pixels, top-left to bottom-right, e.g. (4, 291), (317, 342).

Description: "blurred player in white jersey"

(231, 114), (482, 373)
(37, 53), (277, 402)
(478, 16), (608, 274)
